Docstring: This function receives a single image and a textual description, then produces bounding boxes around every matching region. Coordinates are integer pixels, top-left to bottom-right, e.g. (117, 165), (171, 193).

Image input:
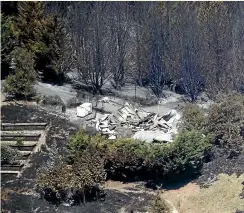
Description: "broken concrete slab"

(108, 135), (116, 140)
(132, 130), (173, 143)
(77, 103), (92, 117)
(78, 101), (182, 143)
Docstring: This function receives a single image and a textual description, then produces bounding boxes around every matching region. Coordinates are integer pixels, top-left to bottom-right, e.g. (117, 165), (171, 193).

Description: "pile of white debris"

(76, 98), (181, 143)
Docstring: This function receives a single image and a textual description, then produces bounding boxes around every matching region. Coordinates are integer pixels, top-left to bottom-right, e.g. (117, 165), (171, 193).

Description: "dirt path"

(162, 174), (244, 213)
(164, 198), (179, 213)
(106, 175), (244, 213)
(105, 181), (180, 213)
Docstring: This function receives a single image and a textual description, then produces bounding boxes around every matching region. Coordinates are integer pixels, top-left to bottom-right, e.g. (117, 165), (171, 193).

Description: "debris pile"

(77, 103), (92, 117)
(76, 100), (181, 143)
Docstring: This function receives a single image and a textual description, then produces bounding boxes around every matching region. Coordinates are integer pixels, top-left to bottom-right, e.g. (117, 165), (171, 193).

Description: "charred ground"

(1, 104), (155, 213)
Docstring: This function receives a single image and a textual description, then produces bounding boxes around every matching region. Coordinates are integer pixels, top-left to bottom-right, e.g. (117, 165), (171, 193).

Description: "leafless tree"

(69, 2), (112, 94)
(58, 2), (244, 98)
(109, 2), (130, 90)
(178, 4), (204, 101)
(147, 3), (167, 99)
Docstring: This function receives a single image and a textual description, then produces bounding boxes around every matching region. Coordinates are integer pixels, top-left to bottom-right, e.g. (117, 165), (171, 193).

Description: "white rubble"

(133, 130), (173, 143)
(99, 96), (110, 103)
(116, 102), (139, 122)
(163, 109), (181, 134)
(98, 104), (181, 142)
(108, 135), (116, 140)
(77, 103), (92, 117)
(75, 99), (182, 143)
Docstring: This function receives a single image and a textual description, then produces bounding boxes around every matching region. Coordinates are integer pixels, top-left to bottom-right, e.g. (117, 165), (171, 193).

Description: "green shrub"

(38, 128), (211, 203)
(68, 129), (210, 180)
(150, 130), (211, 178)
(181, 103), (205, 131)
(3, 47), (36, 99)
(1, 145), (20, 164)
(206, 93), (244, 150)
(104, 138), (151, 177)
(68, 129), (106, 152)
(69, 132), (150, 177)
(170, 130), (211, 172)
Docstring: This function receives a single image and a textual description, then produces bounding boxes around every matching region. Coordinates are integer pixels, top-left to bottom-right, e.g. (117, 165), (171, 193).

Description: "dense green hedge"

(181, 103), (205, 131)
(68, 129), (211, 180)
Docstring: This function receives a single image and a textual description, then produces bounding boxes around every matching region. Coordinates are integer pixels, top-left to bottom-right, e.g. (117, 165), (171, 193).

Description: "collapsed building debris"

(76, 99), (181, 142)
(77, 103), (92, 117)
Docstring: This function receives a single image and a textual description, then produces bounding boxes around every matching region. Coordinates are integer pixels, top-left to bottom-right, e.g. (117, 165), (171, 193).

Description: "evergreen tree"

(37, 15), (73, 84)
(1, 14), (16, 79)
(3, 47), (36, 99)
(11, 1), (71, 84)
(14, 1), (46, 53)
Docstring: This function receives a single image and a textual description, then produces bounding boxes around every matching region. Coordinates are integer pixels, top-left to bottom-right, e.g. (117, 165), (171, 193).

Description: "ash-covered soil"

(1, 104), (243, 213)
(194, 147), (244, 185)
(1, 104), (154, 213)
(1, 187), (153, 213)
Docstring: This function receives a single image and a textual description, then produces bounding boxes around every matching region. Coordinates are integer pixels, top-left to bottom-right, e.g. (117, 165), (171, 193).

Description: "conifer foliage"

(3, 47), (36, 99)
(2, 2), (70, 98)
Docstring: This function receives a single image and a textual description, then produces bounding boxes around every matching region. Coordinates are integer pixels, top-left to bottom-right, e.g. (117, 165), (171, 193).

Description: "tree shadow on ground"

(145, 172), (201, 191)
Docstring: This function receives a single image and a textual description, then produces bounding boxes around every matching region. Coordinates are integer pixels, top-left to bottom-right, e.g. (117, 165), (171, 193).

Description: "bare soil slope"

(162, 173), (244, 213)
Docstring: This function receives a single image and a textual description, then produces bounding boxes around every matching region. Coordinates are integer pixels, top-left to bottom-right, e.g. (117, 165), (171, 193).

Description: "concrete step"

(1, 123), (47, 131)
(12, 145), (36, 151)
(1, 141), (37, 151)
(0, 171), (20, 177)
(19, 151), (32, 155)
(0, 132), (41, 141)
(1, 164), (24, 171)
(1, 141), (38, 146)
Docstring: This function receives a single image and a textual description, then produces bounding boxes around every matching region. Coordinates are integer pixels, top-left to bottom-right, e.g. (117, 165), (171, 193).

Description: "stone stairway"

(1, 123), (47, 177)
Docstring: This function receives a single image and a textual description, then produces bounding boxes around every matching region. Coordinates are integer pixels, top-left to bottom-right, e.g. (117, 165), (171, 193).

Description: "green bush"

(169, 130), (211, 173)
(103, 138), (151, 178)
(68, 129), (211, 180)
(3, 47), (36, 99)
(38, 128), (212, 204)
(68, 129), (106, 152)
(148, 130), (211, 179)
(69, 132), (151, 178)
(181, 103), (205, 131)
(1, 145), (20, 164)
(206, 93), (244, 150)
